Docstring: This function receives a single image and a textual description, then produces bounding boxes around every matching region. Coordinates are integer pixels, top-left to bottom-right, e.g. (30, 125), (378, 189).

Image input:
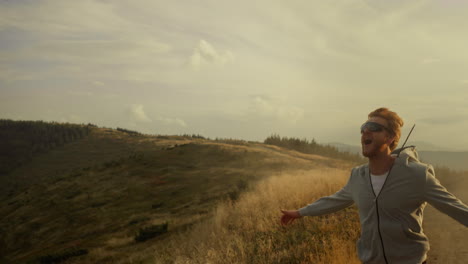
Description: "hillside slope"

(0, 127), (351, 263)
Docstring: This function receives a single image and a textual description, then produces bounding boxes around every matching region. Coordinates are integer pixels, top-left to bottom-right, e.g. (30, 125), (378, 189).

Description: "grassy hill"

(0, 119), (92, 175)
(0, 123), (354, 263)
(154, 168), (361, 264)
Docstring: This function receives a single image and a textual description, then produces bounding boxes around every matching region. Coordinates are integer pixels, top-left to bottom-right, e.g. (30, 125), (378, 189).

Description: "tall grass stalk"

(156, 168), (361, 264)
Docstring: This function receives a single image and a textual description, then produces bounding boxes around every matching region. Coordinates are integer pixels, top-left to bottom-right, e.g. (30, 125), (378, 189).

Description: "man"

(280, 107), (468, 264)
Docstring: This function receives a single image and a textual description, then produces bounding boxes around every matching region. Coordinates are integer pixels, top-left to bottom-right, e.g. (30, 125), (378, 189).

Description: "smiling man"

(280, 107), (468, 264)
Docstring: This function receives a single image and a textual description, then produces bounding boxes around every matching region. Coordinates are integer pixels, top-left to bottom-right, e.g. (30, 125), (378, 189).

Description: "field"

(0, 125), (357, 263)
(153, 169), (360, 264)
(1, 122), (466, 264)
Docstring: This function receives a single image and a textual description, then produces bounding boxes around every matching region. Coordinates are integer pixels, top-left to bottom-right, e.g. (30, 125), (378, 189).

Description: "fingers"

(280, 209), (292, 216)
(280, 215), (287, 226)
(280, 210), (293, 226)
(280, 215), (296, 226)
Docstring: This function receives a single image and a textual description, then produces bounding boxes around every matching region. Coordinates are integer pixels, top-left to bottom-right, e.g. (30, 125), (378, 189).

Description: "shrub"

(134, 222), (168, 242)
(264, 134), (366, 164)
(116, 127), (141, 135)
(37, 248), (88, 264)
(151, 202), (164, 209)
(227, 190), (240, 201)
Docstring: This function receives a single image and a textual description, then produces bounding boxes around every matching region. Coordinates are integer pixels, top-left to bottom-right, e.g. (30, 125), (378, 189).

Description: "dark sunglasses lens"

(361, 122), (383, 133)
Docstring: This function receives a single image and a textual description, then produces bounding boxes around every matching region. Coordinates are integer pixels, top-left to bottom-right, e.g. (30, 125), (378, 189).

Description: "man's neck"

(368, 151), (395, 175)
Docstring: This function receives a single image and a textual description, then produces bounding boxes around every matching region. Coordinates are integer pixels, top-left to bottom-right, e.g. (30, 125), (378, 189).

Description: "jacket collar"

(391, 145), (419, 166)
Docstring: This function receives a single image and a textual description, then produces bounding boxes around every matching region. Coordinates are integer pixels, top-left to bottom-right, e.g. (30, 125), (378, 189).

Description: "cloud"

(155, 115), (187, 127)
(247, 95), (304, 124)
(0, 0), (125, 33)
(127, 104), (187, 127)
(250, 96), (276, 116)
(277, 106), (305, 124)
(14, 38), (171, 66)
(0, 0), (172, 82)
(67, 89), (93, 97)
(2, 0), (468, 150)
(129, 104), (152, 123)
(189, 40), (235, 69)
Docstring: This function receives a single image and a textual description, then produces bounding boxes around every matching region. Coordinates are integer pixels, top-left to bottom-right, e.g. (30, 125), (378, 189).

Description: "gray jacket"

(299, 147), (468, 264)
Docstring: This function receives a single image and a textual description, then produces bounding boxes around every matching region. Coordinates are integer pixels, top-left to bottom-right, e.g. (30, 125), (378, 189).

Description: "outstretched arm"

(280, 172), (355, 226)
(424, 166), (468, 227)
(297, 184), (354, 217)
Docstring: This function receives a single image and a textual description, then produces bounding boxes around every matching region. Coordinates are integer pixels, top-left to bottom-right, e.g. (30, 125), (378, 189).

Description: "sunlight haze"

(1, 0), (468, 150)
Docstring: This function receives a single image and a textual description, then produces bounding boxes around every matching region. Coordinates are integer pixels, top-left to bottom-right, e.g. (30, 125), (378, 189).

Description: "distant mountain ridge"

(328, 142), (468, 171)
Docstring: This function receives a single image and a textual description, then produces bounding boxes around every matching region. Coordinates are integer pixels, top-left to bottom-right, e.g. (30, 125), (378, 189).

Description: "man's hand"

(280, 209), (302, 226)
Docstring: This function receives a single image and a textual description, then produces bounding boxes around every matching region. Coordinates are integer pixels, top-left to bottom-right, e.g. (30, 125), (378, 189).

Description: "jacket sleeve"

(424, 166), (468, 227)
(298, 170), (354, 217)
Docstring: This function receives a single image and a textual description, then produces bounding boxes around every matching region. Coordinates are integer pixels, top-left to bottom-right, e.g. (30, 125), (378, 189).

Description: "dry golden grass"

(155, 168), (361, 264)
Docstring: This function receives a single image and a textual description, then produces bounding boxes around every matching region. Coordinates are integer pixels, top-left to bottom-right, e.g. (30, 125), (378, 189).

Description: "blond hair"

(368, 107), (404, 151)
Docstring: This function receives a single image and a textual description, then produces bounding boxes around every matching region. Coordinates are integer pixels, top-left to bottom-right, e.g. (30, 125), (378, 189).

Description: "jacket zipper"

(369, 165), (394, 264)
(374, 194), (389, 264)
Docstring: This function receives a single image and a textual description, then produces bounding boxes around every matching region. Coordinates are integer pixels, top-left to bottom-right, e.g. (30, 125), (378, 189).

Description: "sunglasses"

(360, 121), (391, 134)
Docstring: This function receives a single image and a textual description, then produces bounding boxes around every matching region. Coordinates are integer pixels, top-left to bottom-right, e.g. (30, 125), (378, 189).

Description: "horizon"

(1, 1), (468, 151)
(3, 117), (466, 153)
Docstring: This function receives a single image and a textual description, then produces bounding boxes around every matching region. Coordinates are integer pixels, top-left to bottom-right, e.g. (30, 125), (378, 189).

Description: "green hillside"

(0, 122), (352, 263)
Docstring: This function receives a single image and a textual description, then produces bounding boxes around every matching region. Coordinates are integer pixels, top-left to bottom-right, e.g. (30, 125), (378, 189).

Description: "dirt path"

(423, 176), (468, 263)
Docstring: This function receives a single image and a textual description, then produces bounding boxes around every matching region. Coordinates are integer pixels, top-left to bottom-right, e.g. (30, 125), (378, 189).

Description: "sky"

(1, 0), (468, 150)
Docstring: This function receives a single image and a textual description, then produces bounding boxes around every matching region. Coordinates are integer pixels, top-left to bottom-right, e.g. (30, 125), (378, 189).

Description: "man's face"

(361, 116), (393, 158)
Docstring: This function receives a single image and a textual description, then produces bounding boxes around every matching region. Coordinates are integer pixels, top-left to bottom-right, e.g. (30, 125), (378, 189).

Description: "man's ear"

(386, 135), (395, 146)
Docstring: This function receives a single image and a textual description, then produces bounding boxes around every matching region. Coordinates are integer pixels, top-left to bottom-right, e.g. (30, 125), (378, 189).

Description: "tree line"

(0, 119), (93, 175)
(264, 134), (366, 164)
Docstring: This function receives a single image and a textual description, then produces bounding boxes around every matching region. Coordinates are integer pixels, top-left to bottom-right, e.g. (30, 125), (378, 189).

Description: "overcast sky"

(1, 0), (467, 150)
